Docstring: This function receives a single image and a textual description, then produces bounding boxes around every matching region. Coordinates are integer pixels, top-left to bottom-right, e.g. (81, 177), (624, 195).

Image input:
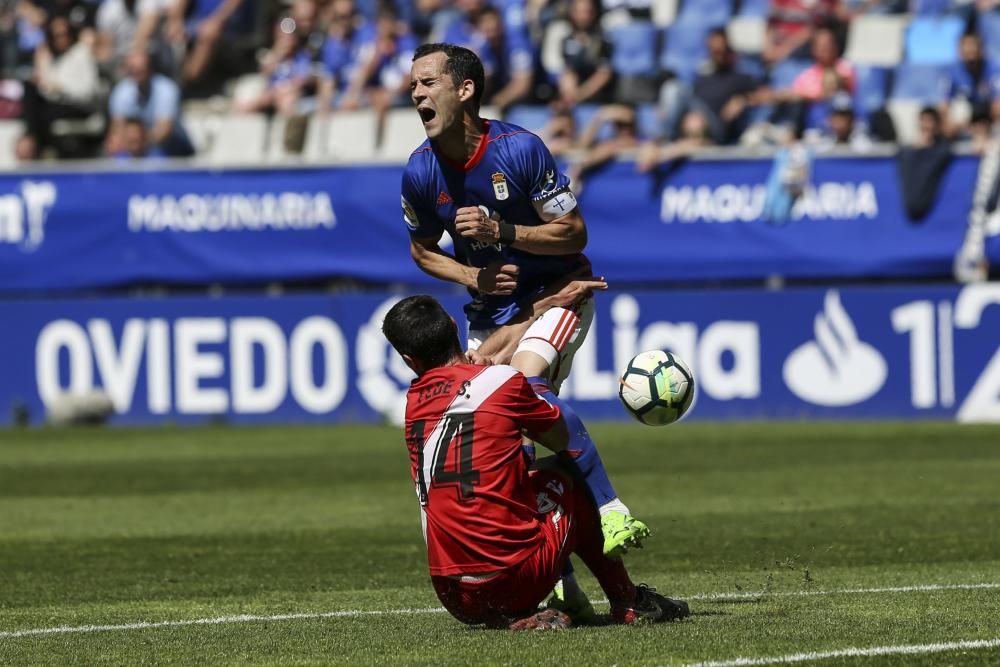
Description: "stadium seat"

(0, 120), (23, 169)
(651, 0), (679, 26)
(737, 0), (768, 17)
(676, 0), (732, 27)
(379, 108), (427, 161)
(727, 16), (766, 54)
(610, 22), (659, 77)
(905, 16), (964, 65)
(844, 15), (907, 66)
(886, 99), (924, 143)
(661, 21), (710, 83)
(911, 0), (950, 14)
(854, 66), (891, 113)
(504, 105), (553, 133)
(182, 111), (220, 155)
(978, 10), (1000, 64)
(207, 113), (268, 164)
(890, 63), (952, 102)
(322, 111), (378, 162)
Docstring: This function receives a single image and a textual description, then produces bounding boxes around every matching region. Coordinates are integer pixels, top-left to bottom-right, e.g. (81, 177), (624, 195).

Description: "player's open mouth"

(417, 107), (436, 124)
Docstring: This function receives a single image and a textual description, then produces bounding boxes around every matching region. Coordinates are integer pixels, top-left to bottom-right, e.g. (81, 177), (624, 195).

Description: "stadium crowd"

(1, 0), (999, 164)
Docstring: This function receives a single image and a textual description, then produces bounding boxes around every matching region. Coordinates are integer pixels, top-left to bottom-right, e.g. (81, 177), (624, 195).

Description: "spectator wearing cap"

(559, 0), (614, 106)
(942, 33), (1000, 138)
(806, 92), (872, 151)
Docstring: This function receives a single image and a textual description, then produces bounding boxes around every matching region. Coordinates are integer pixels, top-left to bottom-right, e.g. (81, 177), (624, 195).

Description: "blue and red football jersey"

(401, 119), (586, 329)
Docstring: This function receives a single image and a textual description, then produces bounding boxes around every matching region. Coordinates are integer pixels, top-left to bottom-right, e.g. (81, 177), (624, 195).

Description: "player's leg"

(512, 304), (650, 557)
(565, 479), (691, 625)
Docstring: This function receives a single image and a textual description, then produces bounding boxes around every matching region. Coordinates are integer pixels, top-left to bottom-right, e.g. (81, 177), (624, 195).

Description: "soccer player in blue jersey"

(399, 42), (651, 622)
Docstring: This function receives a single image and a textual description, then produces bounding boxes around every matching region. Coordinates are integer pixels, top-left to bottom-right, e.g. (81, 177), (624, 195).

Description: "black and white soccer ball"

(618, 350), (695, 426)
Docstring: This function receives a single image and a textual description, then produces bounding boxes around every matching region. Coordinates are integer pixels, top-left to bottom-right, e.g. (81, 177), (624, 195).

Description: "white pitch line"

(0, 607), (447, 640)
(686, 581), (1000, 601)
(682, 638), (1000, 667)
(0, 581), (996, 641)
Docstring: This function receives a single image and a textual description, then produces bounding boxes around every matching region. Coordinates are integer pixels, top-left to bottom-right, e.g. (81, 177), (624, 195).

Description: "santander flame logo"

(783, 291), (888, 407)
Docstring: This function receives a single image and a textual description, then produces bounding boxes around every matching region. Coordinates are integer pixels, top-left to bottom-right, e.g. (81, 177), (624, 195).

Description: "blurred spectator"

(19, 14), (100, 159)
(805, 92), (872, 151)
(409, 0), (459, 42)
(111, 116), (161, 159)
(338, 6), (416, 142)
(95, 0), (171, 77)
(898, 106), (952, 220)
(636, 109), (714, 172)
(942, 33), (1000, 137)
(790, 26), (854, 102)
(559, 0), (614, 106)
(106, 49), (194, 156)
(764, 0), (839, 65)
(654, 29), (763, 144)
(537, 107), (577, 156)
(235, 1), (321, 117)
(167, 0), (254, 86)
(475, 6), (533, 111)
(317, 0), (371, 111)
(566, 103), (639, 190)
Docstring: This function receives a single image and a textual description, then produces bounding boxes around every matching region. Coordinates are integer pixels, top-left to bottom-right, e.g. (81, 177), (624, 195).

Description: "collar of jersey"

(436, 119), (491, 172)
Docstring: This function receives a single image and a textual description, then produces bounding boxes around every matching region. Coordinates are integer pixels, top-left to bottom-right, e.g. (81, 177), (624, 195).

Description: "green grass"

(1, 422), (999, 665)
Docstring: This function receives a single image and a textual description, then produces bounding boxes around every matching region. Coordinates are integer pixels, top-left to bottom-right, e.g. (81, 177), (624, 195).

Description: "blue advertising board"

(0, 155), (993, 292)
(2, 284), (998, 425)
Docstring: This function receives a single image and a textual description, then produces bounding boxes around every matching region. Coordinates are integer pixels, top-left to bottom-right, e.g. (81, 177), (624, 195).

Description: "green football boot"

(601, 511), (651, 558)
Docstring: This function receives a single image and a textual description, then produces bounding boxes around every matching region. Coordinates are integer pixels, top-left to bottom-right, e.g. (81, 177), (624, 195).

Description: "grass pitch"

(1, 422), (999, 665)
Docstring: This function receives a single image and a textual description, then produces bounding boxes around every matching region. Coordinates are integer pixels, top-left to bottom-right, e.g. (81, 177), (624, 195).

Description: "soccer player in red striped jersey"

(401, 42), (650, 620)
(382, 294), (690, 629)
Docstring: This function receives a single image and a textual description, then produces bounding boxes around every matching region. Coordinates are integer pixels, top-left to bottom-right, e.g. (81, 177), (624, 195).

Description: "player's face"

(410, 52), (464, 139)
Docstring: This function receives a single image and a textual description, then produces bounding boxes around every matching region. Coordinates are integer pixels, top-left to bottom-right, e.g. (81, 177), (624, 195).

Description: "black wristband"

(498, 221), (516, 245)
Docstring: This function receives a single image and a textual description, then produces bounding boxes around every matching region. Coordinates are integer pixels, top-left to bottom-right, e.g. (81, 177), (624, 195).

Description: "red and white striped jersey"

(404, 363), (562, 576)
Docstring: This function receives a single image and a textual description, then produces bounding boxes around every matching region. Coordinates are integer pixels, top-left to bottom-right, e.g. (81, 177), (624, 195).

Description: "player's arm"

(473, 273), (607, 364)
(410, 236), (519, 296)
(454, 134), (587, 255)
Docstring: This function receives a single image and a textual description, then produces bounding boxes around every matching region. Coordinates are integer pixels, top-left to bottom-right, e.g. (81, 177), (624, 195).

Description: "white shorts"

(467, 298), (595, 393)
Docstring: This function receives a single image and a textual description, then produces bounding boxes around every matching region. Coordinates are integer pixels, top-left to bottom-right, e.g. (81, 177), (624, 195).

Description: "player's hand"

(476, 261), (519, 296)
(550, 277), (608, 307)
(455, 206), (499, 244)
(465, 349), (493, 366)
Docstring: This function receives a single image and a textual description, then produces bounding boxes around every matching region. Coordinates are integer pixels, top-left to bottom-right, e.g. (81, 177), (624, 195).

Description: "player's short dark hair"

(413, 43), (485, 109)
(382, 295), (463, 370)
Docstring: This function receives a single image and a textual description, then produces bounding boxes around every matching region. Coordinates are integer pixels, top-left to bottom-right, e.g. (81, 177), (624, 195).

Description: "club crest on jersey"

(491, 172), (509, 201)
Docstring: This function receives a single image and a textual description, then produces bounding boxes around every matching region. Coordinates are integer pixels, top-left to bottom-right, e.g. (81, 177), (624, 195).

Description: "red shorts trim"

(431, 470), (576, 626)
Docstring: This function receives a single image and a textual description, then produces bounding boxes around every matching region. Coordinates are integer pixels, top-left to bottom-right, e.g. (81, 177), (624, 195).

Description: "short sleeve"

(515, 133), (578, 221)
(495, 372), (562, 437)
(401, 161), (444, 239)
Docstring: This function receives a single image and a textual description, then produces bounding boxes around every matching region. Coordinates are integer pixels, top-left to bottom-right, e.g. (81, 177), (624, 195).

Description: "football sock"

(598, 497), (631, 517)
(570, 484), (636, 606)
(528, 376), (618, 508)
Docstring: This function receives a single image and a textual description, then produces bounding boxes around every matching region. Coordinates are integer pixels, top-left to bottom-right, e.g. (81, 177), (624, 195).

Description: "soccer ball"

(618, 350), (695, 426)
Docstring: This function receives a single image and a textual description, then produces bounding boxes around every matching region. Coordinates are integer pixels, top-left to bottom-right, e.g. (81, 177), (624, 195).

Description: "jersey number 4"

(413, 414), (481, 505)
